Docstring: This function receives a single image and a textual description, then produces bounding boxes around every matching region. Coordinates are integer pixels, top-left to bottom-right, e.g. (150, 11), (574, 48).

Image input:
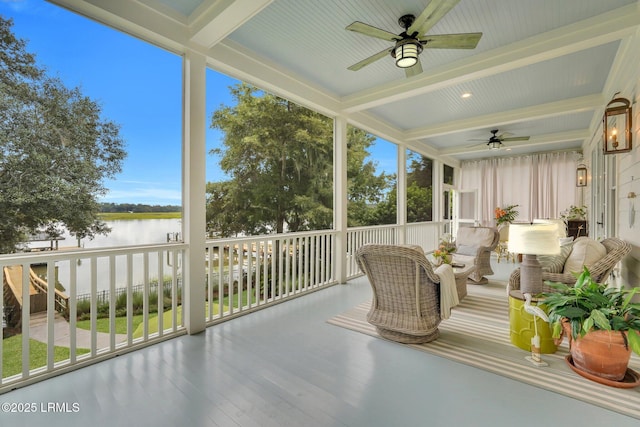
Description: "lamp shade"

(508, 223), (560, 255)
(395, 43), (418, 68)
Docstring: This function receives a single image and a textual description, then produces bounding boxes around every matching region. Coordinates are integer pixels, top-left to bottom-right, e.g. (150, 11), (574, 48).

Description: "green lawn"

(131, 299), (231, 338)
(75, 291), (255, 338)
(98, 212), (181, 220)
(2, 336), (90, 378)
(76, 315), (145, 335)
(3, 291), (262, 377)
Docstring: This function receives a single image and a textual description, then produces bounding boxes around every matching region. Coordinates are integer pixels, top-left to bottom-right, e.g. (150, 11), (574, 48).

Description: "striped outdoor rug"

(327, 281), (640, 420)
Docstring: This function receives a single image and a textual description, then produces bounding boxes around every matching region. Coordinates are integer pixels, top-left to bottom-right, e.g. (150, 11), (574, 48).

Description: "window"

(346, 127), (397, 226)
(205, 81), (335, 235)
(443, 164), (454, 185)
(406, 150), (433, 222)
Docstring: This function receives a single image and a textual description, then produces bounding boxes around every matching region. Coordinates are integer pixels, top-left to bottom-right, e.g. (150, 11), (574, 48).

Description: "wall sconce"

(603, 97), (632, 154)
(576, 164), (587, 187)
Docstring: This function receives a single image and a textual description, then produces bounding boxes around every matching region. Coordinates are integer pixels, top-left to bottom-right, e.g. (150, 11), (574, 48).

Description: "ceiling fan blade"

(408, 0), (461, 36)
(502, 136), (530, 142)
(404, 60), (423, 78)
(420, 33), (482, 49)
(347, 48), (392, 71)
(459, 141), (492, 149)
(346, 21), (399, 42)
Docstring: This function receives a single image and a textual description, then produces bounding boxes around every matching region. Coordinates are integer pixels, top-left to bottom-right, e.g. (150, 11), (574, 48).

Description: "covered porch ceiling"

(51, 0), (640, 163)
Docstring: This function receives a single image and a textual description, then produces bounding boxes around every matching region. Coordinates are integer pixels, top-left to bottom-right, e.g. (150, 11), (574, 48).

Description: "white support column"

(397, 145), (407, 244)
(182, 50), (206, 334)
(433, 159), (442, 233)
(334, 116), (348, 284)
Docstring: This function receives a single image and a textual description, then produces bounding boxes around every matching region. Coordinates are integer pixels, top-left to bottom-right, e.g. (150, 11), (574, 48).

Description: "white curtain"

(460, 152), (580, 226)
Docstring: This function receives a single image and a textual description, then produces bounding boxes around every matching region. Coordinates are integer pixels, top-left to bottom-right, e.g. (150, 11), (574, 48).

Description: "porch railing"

(0, 223), (439, 393)
(0, 243), (186, 393)
(204, 230), (338, 323)
(345, 222), (440, 277)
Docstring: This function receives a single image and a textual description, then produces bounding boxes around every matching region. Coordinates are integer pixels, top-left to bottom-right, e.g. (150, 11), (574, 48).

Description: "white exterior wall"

(582, 28), (640, 288)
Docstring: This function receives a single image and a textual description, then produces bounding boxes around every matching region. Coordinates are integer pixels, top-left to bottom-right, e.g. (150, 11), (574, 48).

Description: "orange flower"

(495, 205), (519, 225)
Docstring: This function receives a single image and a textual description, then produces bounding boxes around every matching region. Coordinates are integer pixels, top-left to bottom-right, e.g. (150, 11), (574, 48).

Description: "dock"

(2, 265), (69, 332)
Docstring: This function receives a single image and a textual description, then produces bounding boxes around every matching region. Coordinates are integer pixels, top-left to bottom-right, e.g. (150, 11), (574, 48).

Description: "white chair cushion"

(562, 237), (607, 274)
(456, 244), (478, 256)
(456, 227), (496, 247)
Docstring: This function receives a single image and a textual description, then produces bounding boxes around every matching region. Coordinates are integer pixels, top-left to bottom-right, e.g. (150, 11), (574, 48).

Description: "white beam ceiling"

(47, 0), (640, 161)
(341, 4), (640, 113)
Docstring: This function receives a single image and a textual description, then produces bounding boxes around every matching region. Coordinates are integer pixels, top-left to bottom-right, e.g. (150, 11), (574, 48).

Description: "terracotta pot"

(552, 319), (572, 346)
(570, 329), (632, 381)
(555, 319), (572, 346)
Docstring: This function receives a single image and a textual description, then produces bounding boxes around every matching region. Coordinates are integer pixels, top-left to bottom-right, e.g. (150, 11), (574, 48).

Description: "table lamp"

(508, 223), (560, 295)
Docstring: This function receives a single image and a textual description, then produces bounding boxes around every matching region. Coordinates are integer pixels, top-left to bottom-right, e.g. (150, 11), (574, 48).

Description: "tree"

(365, 152), (434, 224)
(205, 181), (249, 236)
(346, 126), (395, 227)
(406, 151), (433, 222)
(366, 183), (397, 225)
(208, 83), (391, 236)
(0, 17), (126, 253)
(406, 181), (432, 223)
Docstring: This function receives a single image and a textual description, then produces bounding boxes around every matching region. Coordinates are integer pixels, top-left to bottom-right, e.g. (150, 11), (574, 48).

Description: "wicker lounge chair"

(355, 244), (443, 344)
(451, 226), (500, 284)
(508, 237), (631, 293)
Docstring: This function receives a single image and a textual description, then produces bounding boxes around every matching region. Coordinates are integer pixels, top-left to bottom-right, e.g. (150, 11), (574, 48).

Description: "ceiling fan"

(345, 0), (482, 77)
(469, 129), (531, 150)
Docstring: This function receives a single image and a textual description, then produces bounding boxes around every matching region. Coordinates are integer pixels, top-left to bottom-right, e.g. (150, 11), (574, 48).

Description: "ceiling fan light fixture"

(488, 141), (501, 150)
(394, 41), (420, 68)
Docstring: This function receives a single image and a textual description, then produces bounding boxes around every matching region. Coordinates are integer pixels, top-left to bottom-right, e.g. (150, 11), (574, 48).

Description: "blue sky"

(0, 0), (397, 205)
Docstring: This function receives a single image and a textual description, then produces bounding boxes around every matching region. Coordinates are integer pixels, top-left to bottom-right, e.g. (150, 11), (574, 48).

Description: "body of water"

(71, 218), (182, 249)
(31, 219), (183, 296)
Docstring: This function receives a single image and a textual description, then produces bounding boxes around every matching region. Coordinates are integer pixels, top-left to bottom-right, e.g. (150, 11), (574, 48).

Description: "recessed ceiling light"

(461, 92), (472, 98)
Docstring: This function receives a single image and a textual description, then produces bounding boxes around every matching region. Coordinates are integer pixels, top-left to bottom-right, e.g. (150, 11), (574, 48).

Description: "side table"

(425, 251), (474, 300)
(452, 264), (474, 300)
(508, 290), (557, 353)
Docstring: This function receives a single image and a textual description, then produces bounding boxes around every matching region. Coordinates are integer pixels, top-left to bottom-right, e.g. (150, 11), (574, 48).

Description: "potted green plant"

(560, 205), (587, 221)
(542, 267), (640, 383)
(560, 205), (588, 237)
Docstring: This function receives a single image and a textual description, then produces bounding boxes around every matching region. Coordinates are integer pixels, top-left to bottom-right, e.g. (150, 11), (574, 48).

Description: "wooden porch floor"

(2, 259), (637, 426)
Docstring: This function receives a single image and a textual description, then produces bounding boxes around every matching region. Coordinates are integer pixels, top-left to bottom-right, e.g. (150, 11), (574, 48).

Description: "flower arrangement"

(433, 237), (456, 265)
(495, 204), (519, 226)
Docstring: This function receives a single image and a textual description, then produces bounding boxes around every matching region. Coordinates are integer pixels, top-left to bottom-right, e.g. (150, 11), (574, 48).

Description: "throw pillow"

(562, 237), (607, 274)
(456, 244), (478, 256)
(538, 244), (572, 273)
